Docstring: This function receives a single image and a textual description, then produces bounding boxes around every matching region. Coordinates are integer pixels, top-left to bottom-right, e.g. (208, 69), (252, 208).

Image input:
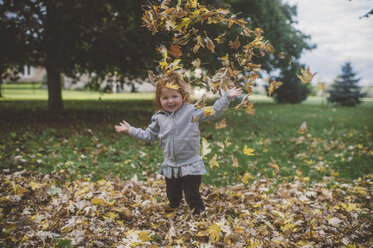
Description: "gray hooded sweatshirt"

(129, 93), (232, 167)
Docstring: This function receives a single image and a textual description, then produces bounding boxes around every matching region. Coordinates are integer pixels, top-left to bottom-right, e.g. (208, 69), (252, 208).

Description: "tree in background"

(327, 61), (365, 106)
(0, 0), (159, 113)
(227, 0), (315, 104)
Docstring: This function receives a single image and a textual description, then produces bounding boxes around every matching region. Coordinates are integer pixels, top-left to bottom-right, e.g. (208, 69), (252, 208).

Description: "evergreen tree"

(327, 62), (365, 106)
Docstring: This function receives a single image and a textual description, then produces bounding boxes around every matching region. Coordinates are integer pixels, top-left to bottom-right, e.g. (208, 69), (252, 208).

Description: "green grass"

(1, 83), (155, 100)
(1, 83), (372, 186)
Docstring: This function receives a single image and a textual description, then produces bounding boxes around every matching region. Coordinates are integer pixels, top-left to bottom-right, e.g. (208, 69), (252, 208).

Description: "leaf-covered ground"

(1, 169), (372, 247)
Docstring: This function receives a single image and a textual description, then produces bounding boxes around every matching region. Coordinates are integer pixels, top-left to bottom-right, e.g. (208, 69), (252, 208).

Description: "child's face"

(160, 88), (183, 113)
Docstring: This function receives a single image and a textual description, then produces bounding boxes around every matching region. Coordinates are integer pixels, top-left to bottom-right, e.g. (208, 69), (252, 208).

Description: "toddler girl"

(115, 71), (242, 215)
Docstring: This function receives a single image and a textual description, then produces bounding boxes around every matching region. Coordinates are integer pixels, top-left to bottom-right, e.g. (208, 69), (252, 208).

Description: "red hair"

(153, 71), (191, 110)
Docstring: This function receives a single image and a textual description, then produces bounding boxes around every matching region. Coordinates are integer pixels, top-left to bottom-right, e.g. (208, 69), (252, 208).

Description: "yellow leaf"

(193, 44), (200, 53)
(245, 103), (256, 116)
(168, 59), (182, 70)
(353, 186), (368, 196)
(205, 33), (215, 53)
(207, 222), (221, 243)
(91, 198), (109, 206)
(250, 36), (263, 46)
(281, 222), (295, 232)
(203, 106), (216, 117)
(242, 172), (253, 184)
(159, 60), (168, 70)
(268, 81), (283, 96)
(13, 184), (27, 197)
(341, 203), (359, 212)
(165, 82), (179, 90)
(220, 53), (229, 66)
(243, 145), (255, 156)
(192, 58), (201, 68)
(196, 35), (204, 47)
(177, 17), (191, 31)
(139, 231), (152, 242)
(107, 212), (118, 220)
(297, 66), (317, 83)
(209, 154), (219, 169)
(30, 182), (42, 190)
(214, 32), (226, 44)
(248, 239), (261, 248)
(189, 0), (198, 8)
(215, 118), (227, 130)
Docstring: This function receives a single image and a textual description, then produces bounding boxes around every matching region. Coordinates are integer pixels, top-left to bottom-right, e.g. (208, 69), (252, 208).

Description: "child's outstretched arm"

(115, 120), (131, 134)
(116, 115), (160, 142)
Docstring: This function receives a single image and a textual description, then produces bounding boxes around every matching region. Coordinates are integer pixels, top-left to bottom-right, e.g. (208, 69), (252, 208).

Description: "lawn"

(1, 83), (372, 185)
(1, 84), (372, 247)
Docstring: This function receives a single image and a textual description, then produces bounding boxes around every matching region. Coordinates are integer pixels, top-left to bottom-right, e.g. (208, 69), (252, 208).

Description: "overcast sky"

(284, 0), (373, 85)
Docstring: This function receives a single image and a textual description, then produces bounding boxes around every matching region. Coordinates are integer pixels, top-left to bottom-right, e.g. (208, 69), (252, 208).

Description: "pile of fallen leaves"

(1, 169), (372, 247)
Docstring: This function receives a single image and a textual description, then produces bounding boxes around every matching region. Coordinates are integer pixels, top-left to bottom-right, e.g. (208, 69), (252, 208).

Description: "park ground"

(0, 84), (372, 247)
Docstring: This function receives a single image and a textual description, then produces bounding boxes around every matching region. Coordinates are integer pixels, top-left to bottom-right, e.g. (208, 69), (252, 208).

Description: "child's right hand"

(115, 120), (131, 134)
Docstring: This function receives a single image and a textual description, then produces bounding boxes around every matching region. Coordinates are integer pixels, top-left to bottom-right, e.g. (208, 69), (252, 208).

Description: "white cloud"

(284, 0), (373, 84)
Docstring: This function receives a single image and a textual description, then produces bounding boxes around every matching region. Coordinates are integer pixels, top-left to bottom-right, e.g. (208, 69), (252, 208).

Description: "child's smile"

(160, 88), (183, 113)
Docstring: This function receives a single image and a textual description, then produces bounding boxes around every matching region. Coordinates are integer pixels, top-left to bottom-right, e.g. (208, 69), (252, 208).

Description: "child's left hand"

(226, 87), (243, 98)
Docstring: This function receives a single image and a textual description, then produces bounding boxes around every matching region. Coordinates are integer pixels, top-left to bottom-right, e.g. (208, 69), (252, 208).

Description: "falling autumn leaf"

(201, 137), (211, 157)
(194, 94), (206, 109)
(297, 66), (317, 83)
(191, 58), (201, 68)
(169, 45), (182, 58)
(245, 102), (256, 116)
(189, 0), (198, 9)
(215, 118), (227, 130)
(268, 81), (283, 96)
(214, 32), (226, 44)
(229, 37), (241, 49)
(205, 33), (215, 53)
(203, 106), (216, 117)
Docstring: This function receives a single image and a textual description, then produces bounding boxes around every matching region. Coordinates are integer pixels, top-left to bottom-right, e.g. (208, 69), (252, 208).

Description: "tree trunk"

(45, 0), (63, 114)
(0, 77), (3, 98)
(46, 64), (63, 114)
(0, 66), (3, 98)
